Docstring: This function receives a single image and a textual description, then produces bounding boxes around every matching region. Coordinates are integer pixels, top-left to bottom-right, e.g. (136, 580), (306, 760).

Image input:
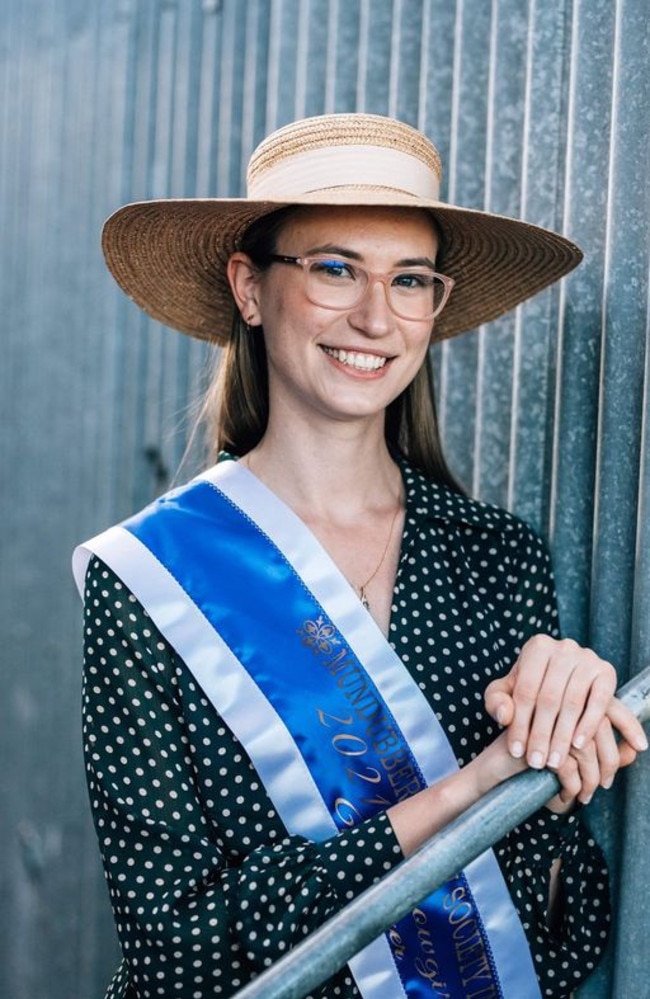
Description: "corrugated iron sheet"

(1, 1), (647, 995)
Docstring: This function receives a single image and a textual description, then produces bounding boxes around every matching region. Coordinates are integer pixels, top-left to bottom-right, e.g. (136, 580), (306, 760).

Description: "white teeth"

(322, 346), (388, 371)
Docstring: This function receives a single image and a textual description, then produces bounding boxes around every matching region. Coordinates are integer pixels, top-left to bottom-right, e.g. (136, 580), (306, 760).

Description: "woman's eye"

(393, 272), (430, 290)
(311, 259), (355, 280)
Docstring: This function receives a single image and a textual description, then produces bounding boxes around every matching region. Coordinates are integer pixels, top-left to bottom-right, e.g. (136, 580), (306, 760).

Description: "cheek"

(258, 281), (312, 338)
(257, 283), (286, 329)
(262, 292), (341, 351)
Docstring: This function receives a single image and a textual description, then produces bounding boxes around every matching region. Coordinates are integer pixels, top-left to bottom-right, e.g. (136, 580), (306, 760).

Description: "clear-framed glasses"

(266, 254), (455, 322)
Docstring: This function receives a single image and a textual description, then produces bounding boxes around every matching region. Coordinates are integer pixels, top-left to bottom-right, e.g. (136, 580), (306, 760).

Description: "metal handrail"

(232, 666), (650, 999)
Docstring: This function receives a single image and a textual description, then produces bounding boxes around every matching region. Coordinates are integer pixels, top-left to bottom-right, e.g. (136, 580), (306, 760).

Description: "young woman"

(76, 114), (647, 999)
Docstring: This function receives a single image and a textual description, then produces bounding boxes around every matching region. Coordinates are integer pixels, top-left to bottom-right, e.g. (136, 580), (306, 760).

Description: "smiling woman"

(74, 113), (647, 999)
(212, 203), (460, 491)
(226, 206), (440, 446)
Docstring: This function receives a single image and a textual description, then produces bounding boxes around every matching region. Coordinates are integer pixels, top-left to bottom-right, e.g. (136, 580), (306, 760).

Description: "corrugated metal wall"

(1, 1), (648, 996)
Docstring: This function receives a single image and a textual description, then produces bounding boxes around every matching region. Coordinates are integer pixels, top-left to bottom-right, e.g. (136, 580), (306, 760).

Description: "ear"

(227, 252), (262, 326)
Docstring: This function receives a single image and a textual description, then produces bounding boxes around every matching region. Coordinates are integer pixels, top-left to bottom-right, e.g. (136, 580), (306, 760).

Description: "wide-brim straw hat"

(102, 113), (582, 345)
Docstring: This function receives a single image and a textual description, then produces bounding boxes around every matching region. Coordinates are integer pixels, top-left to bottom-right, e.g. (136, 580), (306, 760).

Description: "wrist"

(388, 766), (484, 857)
(462, 754), (492, 801)
(468, 734), (529, 798)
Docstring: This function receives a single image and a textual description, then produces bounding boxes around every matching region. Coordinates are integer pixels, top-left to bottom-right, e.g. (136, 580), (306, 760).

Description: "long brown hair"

(202, 207), (462, 492)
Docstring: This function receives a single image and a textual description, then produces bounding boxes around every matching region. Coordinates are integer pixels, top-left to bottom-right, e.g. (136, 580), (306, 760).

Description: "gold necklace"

(357, 501), (402, 611)
(244, 451), (401, 612)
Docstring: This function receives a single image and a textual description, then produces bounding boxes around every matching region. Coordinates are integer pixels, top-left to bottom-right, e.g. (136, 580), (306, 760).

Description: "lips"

(321, 346), (391, 371)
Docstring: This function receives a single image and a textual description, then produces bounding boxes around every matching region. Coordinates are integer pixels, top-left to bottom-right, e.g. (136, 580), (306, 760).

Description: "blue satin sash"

(73, 461), (542, 999)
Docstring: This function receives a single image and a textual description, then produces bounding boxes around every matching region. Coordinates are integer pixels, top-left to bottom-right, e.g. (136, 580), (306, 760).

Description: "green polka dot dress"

(81, 461), (610, 998)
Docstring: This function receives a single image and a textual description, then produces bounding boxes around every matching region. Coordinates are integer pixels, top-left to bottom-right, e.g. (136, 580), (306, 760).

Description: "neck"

(242, 411), (405, 636)
(243, 419), (403, 523)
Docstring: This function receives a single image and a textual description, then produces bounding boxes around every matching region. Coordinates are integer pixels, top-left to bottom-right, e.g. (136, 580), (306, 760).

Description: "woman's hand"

(391, 637), (648, 857)
(485, 635), (647, 806)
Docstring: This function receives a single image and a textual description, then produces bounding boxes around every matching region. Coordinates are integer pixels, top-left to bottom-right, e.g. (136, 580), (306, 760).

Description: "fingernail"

(581, 793), (593, 805)
(496, 706), (507, 725)
(602, 777), (614, 790)
(548, 751), (561, 770)
(637, 735), (649, 751)
(572, 733), (585, 750)
(510, 741), (524, 759)
(529, 751), (544, 769)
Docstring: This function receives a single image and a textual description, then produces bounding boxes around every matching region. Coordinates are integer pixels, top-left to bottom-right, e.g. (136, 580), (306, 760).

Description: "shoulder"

(400, 460), (555, 595)
(402, 460), (545, 547)
(82, 552), (148, 624)
(400, 463), (558, 631)
(74, 464), (229, 593)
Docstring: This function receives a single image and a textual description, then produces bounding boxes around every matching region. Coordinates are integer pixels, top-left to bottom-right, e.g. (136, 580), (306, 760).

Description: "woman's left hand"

(545, 714), (643, 811)
(484, 635), (648, 783)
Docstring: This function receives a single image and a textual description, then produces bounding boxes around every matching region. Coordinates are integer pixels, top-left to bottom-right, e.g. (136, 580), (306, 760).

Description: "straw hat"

(102, 113), (582, 344)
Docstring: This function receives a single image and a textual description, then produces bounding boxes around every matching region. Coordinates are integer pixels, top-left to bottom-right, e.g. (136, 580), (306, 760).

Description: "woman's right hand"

(389, 711), (642, 859)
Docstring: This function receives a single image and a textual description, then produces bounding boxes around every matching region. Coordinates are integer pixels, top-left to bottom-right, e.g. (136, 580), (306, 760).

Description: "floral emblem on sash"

(297, 615), (341, 655)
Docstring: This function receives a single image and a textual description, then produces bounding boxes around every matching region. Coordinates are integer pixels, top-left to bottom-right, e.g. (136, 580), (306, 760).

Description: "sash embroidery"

(73, 461), (542, 999)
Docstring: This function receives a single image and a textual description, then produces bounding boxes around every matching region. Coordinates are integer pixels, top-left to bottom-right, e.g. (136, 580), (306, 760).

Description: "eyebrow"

(305, 244), (364, 259)
(304, 245), (436, 269)
(396, 256), (437, 269)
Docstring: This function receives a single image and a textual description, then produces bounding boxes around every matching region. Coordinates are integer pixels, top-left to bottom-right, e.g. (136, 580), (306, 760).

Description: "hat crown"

(246, 113), (443, 202)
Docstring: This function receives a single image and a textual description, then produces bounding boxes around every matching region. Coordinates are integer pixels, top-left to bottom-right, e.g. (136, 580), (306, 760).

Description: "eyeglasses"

(266, 254), (454, 322)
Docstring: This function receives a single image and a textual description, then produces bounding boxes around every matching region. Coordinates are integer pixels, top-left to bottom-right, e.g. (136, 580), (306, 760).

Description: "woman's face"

(250, 205), (439, 430)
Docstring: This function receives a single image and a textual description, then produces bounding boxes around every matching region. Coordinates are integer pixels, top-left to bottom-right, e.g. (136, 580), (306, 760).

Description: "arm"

(82, 557), (402, 997)
(388, 728), (528, 855)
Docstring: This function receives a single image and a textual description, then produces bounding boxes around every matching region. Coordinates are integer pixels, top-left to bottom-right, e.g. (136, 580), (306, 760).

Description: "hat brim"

(101, 190), (582, 345)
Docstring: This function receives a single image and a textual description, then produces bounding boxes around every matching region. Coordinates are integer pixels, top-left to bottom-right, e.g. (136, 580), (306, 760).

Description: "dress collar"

(399, 459), (513, 536)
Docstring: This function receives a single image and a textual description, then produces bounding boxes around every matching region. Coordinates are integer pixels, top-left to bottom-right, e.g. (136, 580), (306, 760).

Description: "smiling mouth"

(321, 346), (390, 371)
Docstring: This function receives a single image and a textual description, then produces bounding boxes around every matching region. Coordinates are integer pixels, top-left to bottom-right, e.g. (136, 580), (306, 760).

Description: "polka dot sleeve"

(495, 809), (611, 997)
(82, 557), (401, 998)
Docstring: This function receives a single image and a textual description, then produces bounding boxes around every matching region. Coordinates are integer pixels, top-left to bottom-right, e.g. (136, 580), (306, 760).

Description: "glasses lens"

(388, 271), (448, 320)
(305, 258), (364, 310)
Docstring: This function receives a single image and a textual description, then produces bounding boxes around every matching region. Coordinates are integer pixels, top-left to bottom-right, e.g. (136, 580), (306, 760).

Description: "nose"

(347, 276), (394, 336)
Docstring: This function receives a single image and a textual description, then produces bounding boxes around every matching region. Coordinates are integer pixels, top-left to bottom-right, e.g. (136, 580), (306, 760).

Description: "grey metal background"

(0, 1), (647, 997)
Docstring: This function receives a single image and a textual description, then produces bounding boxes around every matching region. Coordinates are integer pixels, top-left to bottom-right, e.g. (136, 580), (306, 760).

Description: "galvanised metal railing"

(232, 666), (650, 999)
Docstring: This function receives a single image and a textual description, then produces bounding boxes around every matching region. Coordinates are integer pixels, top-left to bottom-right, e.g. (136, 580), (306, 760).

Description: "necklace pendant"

(359, 587), (370, 611)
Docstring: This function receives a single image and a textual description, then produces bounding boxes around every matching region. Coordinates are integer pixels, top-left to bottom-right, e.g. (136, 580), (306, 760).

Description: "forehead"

(276, 205), (439, 256)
